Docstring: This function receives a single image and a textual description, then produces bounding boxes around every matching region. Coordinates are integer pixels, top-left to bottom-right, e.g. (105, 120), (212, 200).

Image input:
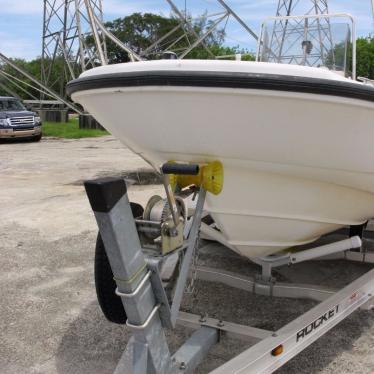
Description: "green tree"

(0, 58), (42, 98)
(0, 56), (73, 98)
(356, 36), (374, 79)
(102, 13), (182, 62)
(0, 12), (257, 98)
(325, 41), (352, 76)
(92, 12), (250, 62)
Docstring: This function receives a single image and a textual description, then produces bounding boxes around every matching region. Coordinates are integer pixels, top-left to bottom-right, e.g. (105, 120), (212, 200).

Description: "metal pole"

(0, 71), (40, 100)
(165, 0), (216, 59)
(140, 23), (183, 57)
(56, 34), (76, 79)
(97, 0), (108, 60)
(61, 0), (69, 98)
(170, 189), (206, 325)
(302, 18), (308, 65)
(216, 0), (258, 40)
(179, 13), (229, 59)
(0, 52), (83, 114)
(313, 1), (326, 66)
(92, 12), (142, 61)
(84, 0), (107, 65)
(74, 0), (87, 71)
(277, 0), (293, 62)
(0, 69), (67, 100)
(351, 14), (357, 80)
(40, 0), (48, 102)
(0, 82), (21, 99)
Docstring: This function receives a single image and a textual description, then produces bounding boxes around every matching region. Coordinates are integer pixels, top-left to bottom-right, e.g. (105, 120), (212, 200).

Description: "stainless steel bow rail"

(84, 166), (374, 374)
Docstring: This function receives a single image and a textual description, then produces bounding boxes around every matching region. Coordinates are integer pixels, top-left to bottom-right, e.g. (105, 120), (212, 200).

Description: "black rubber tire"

(32, 133), (42, 142)
(94, 202), (144, 324)
(349, 222), (368, 239)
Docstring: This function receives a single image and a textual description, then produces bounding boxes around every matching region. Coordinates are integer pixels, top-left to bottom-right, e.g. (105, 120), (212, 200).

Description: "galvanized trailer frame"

(84, 176), (374, 374)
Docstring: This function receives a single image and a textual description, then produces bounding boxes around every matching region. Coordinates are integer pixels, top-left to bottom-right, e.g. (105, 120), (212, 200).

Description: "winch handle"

(161, 163), (200, 175)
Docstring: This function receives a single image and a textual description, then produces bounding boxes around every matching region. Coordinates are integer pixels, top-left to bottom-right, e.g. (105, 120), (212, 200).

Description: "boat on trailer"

(73, 12), (374, 374)
(68, 13), (374, 259)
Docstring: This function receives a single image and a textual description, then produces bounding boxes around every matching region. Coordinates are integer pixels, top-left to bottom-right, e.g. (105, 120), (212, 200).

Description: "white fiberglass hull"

(68, 60), (374, 258)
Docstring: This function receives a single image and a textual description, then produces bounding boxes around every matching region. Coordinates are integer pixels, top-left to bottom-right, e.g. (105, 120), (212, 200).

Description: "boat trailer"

(84, 163), (374, 374)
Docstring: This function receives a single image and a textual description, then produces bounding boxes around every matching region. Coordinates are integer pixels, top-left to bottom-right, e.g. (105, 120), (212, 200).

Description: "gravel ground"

(0, 136), (373, 374)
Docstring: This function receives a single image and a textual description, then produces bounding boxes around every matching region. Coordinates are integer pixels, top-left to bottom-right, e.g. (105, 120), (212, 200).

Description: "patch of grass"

(42, 117), (109, 139)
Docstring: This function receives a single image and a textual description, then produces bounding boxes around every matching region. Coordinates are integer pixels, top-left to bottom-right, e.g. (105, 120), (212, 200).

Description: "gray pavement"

(0, 136), (373, 374)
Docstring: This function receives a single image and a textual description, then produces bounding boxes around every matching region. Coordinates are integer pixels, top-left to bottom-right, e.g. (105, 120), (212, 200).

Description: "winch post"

(162, 174), (180, 229)
(84, 177), (173, 374)
(170, 188), (206, 325)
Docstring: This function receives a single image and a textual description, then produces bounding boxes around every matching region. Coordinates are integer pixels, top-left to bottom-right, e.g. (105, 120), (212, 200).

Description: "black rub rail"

(66, 70), (374, 103)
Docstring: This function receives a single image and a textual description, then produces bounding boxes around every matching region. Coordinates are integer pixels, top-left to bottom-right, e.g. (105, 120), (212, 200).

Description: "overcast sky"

(0, 0), (372, 60)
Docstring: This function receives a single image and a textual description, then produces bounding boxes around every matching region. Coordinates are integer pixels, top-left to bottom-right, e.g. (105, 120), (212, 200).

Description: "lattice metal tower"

(41, 0), (107, 99)
(267, 0), (335, 67)
(143, 0), (258, 60)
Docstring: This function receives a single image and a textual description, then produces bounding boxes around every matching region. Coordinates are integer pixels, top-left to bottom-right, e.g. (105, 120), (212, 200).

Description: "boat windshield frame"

(256, 13), (357, 80)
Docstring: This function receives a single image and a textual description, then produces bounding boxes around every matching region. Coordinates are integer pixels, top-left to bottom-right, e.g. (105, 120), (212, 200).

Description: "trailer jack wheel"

(94, 202), (144, 324)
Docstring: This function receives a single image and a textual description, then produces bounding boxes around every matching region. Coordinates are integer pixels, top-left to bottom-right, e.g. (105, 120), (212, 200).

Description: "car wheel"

(95, 202), (144, 324)
(32, 133), (42, 142)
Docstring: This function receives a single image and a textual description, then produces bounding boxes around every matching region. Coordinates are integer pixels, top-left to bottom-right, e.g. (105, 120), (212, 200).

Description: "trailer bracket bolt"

(180, 362), (186, 370)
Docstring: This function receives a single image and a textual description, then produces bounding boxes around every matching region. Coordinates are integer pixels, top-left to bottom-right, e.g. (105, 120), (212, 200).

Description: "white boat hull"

(69, 61), (374, 258)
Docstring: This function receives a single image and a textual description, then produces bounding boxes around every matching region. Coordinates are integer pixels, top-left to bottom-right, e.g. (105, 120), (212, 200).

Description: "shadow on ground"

(55, 301), (129, 374)
(0, 137), (40, 144)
